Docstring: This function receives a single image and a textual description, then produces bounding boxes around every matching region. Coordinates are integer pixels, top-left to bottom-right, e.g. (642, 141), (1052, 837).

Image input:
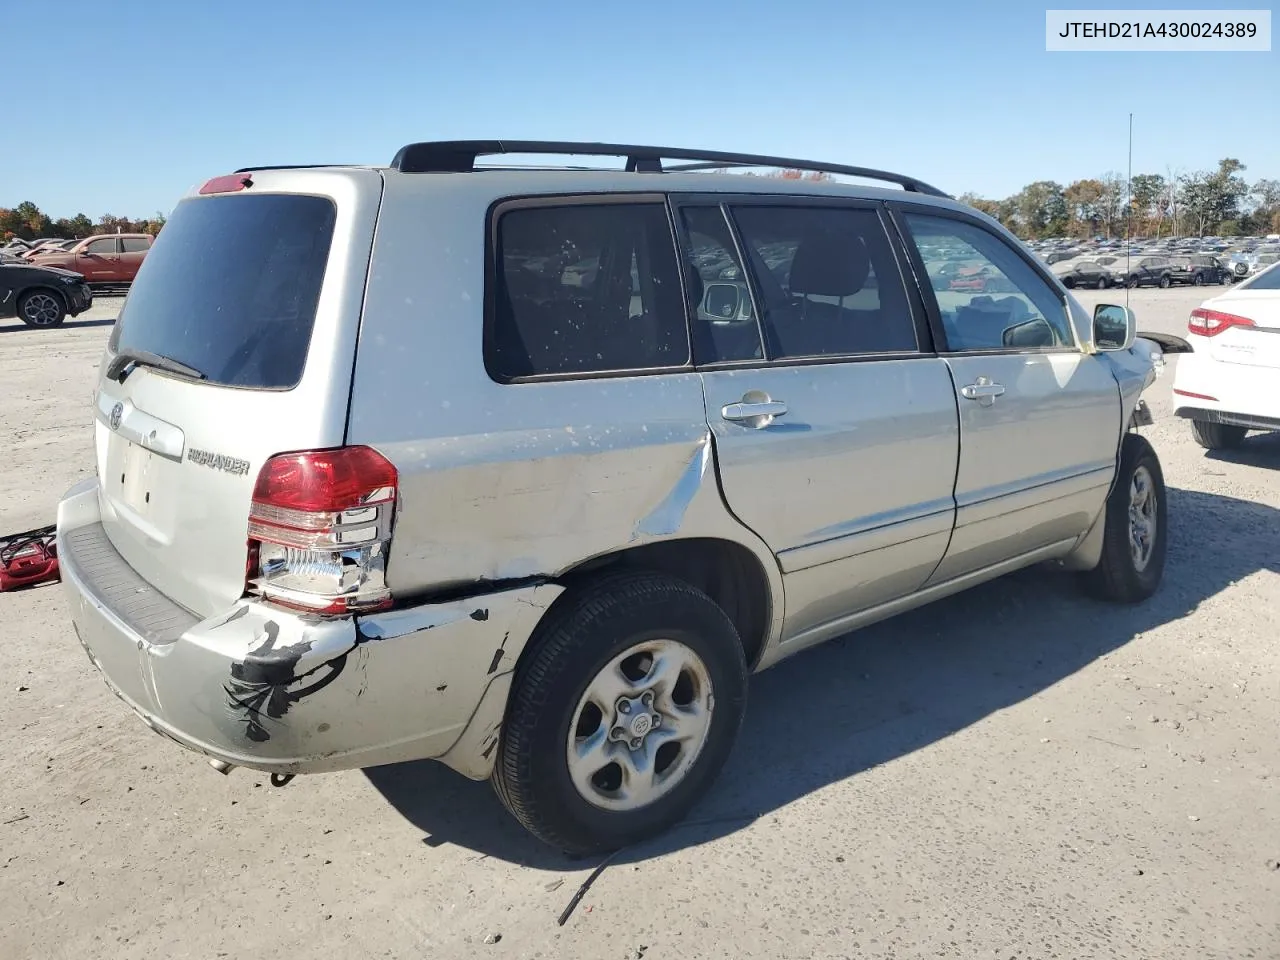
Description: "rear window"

(110, 194), (336, 389)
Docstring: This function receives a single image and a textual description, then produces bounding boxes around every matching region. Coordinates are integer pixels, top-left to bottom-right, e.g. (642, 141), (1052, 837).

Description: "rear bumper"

(1175, 406), (1280, 432)
(1172, 351), (1280, 424)
(57, 478), (562, 777)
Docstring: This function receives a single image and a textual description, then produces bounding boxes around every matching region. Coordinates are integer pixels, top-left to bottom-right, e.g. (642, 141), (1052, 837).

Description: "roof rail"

(233, 164), (345, 173)
(388, 140), (950, 197)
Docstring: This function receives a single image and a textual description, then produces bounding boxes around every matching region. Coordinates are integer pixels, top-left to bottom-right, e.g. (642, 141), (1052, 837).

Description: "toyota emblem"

(109, 402), (123, 431)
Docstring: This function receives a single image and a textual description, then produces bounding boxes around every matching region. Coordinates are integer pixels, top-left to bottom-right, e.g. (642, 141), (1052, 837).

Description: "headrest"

(789, 231), (872, 297)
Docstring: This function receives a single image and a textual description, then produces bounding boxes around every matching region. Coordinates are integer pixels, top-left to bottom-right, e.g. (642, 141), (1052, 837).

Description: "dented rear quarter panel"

(347, 175), (786, 656)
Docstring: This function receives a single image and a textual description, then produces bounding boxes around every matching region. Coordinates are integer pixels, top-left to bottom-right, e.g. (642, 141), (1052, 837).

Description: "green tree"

(1063, 179), (1104, 236)
(1014, 181), (1068, 238)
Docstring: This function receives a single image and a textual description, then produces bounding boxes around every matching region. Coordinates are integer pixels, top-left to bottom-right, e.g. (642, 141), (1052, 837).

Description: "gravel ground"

(1, 288), (1277, 960)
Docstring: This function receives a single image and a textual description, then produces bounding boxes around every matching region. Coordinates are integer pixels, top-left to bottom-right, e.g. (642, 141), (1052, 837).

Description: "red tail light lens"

(1188, 308), (1255, 338)
(246, 446), (398, 614)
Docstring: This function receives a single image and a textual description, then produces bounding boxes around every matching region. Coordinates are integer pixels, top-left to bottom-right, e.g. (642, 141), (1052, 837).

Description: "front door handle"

(721, 399), (788, 423)
(960, 378), (1006, 406)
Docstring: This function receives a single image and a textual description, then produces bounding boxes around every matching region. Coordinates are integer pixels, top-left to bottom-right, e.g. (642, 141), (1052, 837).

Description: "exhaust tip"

(208, 758), (236, 775)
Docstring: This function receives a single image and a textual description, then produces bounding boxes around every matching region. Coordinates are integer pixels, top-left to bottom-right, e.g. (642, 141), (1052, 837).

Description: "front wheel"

(1127, 277), (1139, 288)
(1082, 433), (1167, 603)
(492, 572), (749, 855)
(1096, 276), (1109, 289)
(1190, 419), (1246, 450)
(17, 289), (66, 327)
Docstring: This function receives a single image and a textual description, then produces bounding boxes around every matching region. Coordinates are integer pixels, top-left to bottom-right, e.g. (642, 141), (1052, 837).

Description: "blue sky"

(4, 0), (1277, 218)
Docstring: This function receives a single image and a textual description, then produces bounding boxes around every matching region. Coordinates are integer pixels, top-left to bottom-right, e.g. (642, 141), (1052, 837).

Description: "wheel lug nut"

(618, 701), (631, 714)
(630, 738), (643, 750)
(652, 715), (661, 727)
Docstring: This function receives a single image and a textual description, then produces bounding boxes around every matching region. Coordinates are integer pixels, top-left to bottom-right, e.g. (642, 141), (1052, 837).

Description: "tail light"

(1188, 308), (1256, 338)
(246, 446), (398, 614)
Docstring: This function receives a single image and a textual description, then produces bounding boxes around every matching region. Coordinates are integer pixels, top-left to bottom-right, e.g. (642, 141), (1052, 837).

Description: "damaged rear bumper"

(56, 478), (561, 778)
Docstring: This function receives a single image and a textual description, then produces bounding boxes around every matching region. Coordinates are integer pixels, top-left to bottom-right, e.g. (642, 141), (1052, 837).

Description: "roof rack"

(233, 164), (345, 174)
(388, 140), (949, 197)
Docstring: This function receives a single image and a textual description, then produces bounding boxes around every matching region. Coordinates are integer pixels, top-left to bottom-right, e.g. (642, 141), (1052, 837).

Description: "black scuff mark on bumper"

(224, 620), (362, 743)
(470, 608), (489, 621)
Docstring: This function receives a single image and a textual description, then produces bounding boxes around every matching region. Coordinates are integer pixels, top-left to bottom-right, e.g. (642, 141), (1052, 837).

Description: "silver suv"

(57, 141), (1168, 854)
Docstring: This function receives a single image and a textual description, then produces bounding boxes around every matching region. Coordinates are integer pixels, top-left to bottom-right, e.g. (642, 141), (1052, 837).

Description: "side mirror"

(1092, 303), (1136, 352)
(703, 283), (742, 323)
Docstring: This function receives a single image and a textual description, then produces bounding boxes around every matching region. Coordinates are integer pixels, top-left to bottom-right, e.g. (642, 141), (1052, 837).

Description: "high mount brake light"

(1188, 307), (1256, 337)
(199, 174), (253, 195)
(246, 447), (398, 614)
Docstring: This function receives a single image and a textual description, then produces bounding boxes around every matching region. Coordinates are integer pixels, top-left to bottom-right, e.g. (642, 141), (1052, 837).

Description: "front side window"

(488, 203), (687, 380)
(85, 238), (116, 255)
(902, 213), (1074, 351)
(730, 205), (916, 359)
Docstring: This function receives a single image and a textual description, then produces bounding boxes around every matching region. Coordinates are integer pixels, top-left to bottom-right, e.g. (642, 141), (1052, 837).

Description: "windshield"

(110, 193), (336, 389)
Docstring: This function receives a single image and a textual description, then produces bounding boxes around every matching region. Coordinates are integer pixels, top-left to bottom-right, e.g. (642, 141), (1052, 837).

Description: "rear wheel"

(17, 289), (66, 327)
(1190, 419), (1247, 450)
(1194, 273), (1205, 286)
(1127, 277), (1139, 288)
(1159, 275), (1172, 289)
(1082, 433), (1166, 603)
(492, 572), (749, 854)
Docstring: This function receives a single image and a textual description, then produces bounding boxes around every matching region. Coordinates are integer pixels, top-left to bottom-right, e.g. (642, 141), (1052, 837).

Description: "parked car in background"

(1186, 255), (1231, 285)
(1053, 259), (1114, 289)
(0, 261), (93, 327)
(58, 140), (1169, 855)
(29, 234), (153, 289)
(1126, 257), (1194, 288)
(1173, 260), (1280, 448)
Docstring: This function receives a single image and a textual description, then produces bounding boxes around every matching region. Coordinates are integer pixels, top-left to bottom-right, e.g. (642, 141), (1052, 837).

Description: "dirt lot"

(1, 288), (1277, 960)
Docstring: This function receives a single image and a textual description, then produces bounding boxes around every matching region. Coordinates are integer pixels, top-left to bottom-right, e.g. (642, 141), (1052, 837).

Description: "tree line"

(0, 201), (166, 242)
(961, 159), (1280, 240)
(7, 158), (1279, 244)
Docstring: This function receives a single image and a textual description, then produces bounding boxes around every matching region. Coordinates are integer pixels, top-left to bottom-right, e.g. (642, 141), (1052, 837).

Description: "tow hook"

(270, 773), (295, 788)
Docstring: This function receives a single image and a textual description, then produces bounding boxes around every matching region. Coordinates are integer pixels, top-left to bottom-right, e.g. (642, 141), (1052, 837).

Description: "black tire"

(1062, 277), (1076, 289)
(16, 288), (67, 327)
(1096, 276), (1109, 289)
(1082, 433), (1167, 604)
(1159, 275), (1172, 289)
(1194, 273), (1205, 286)
(1190, 419), (1247, 450)
(492, 571), (749, 855)
(1127, 277), (1139, 288)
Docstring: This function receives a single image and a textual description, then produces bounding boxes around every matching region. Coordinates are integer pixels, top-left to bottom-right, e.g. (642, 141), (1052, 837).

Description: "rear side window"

(487, 202), (688, 380)
(121, 237), (150, 253)
(730, 205), (917, 359)
(111, 194), (336, 389)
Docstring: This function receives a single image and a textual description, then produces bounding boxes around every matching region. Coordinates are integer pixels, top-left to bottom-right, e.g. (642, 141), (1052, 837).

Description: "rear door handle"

(721, 400), (788, 422)
(960, 379), (1005, 405)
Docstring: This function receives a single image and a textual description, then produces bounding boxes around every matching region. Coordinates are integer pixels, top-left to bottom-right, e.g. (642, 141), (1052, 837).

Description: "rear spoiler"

(1137, 332), (1192, 354)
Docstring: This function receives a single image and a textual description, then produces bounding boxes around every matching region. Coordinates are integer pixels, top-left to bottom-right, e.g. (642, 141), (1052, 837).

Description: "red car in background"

(30, 233), (153, 289)
(948, 264), (992, 292)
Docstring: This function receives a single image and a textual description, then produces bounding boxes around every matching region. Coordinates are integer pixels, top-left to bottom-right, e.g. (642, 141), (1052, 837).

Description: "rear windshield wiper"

(106, 349), (207, 384)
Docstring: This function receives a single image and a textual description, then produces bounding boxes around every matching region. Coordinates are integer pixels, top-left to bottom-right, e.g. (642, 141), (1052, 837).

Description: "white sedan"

(1173, 260), (1280, 448)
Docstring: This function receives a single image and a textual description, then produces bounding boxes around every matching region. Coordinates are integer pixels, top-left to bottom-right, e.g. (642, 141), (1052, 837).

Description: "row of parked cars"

(1050, 253), (1269, 290)
(0, 233), (153, 327)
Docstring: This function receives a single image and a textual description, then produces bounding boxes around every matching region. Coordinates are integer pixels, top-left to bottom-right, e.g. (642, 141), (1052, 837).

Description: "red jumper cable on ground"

(0, 524), (60, 592)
